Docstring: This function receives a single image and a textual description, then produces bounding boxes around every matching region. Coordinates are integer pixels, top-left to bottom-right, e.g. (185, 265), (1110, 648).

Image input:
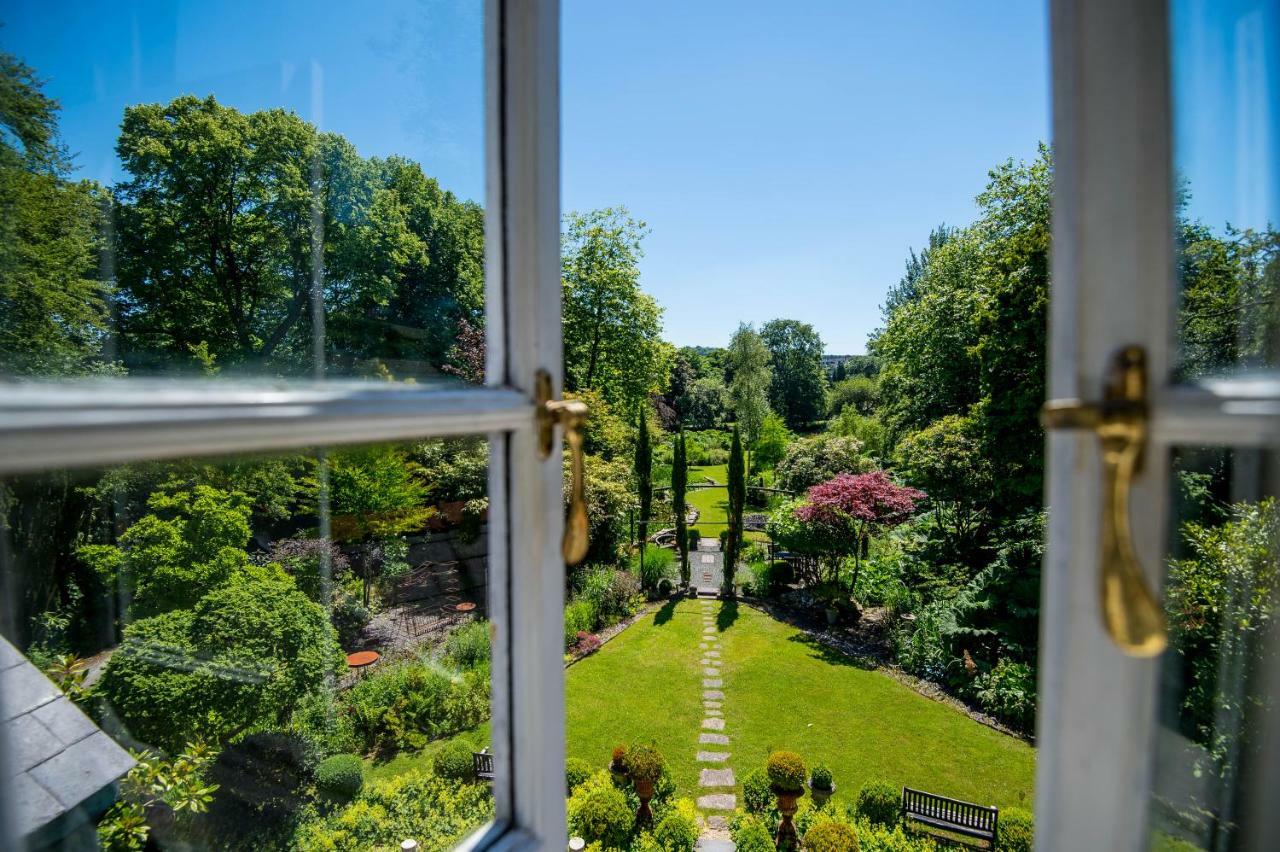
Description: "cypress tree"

(725, 425), (745, 594)
(673, 429), (689, 589)
(635, 404), (653, 581)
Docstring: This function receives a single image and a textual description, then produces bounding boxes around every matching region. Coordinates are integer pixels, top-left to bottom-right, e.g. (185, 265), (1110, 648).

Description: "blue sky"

(7, 2), (1052, 355)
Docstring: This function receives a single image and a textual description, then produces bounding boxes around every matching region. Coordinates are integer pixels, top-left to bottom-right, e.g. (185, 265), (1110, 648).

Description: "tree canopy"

(725, 323), (772, 448)
(760, 319), (827, 430)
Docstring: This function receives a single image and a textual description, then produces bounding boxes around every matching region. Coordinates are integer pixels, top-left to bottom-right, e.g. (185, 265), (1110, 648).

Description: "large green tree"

(0, 52), (112, 376)
(725, 323), (772, 453)
(760, 319), (827, 430)
(561, 207), (670, 411)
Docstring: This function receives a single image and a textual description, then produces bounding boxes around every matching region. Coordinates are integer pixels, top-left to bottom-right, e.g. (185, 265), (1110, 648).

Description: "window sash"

(0, 1), (566, 850)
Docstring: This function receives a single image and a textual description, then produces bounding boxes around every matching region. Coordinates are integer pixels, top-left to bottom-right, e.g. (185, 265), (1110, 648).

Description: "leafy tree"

(0, 52), (112, 376)
(828, 410), (887, 461)
(751, 411), (792, 472)
(791, 471), (923, 594)
(760, 319), (827, 430)
(684, 376), (730, 430)
(725, 426), (745, 593)
(634, 404), (653, 571)
(665, 349), (699, 423)
(830, 360), (846, 383)
(894, 414), (992, 547)
(840, 354), (880, 379)
(880, 224), (955, 321)
(828, 376), (879, 417)
(774, 434), (874, 494)
(562, 207), (669, 411)
(672, 430), (689, 588)
(96, 570), (344, 752)
(725, 324), (772, 452)
(77, 485), (255, 619)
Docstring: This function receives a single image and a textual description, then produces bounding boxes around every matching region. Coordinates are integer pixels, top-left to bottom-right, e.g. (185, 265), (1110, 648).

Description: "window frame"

(1041, 1), (1280, 849)
(0, 2), (567, 850)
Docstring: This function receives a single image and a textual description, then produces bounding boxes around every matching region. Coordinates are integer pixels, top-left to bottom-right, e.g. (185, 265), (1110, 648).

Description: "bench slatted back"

(473, 750), (494, 780)
(902, 787), (998, 834)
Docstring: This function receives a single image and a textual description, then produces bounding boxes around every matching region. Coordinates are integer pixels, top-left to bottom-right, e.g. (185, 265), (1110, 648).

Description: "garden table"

(346, 650), (380, 676)
(453, 602), (477, 614)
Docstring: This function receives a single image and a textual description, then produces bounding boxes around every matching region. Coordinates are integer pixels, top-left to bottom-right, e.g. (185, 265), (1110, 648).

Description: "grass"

(364, 721), (493, 782)
(687, 464), (729, 530)
(565, 599), (1035, 811)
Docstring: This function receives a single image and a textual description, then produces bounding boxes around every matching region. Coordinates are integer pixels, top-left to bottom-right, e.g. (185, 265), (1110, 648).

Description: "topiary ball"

(568, 774), (633, 849)
(730, 813), (777, 852)
(998, 807), (1034, 852)
(315, 754), (364, 800)
(854, 780), (899, 828)
(626, 743), (666, 786)
(432, 739), (476, 782)
(742, 767), (772, 814)
(809, 765), (834, 792)
(803, 821), (859, 852)
(566, 757), (594, 793)
(653, 801), (699, 852)
(766, 751), (807, 793)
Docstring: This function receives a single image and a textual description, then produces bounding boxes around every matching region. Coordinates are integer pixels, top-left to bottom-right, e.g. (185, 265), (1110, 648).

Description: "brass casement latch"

(536, 370), (590, 565)
(1041, 346), (1168, 657)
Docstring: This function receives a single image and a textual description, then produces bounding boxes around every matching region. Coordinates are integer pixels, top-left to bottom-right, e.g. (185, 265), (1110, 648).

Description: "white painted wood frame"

(1042, 1), (1279, 850)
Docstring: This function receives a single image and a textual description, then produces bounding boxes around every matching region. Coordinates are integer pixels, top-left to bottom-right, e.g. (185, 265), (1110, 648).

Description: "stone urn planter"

(809, 780), (835, 807)
(634, 777), (656, 826)
(824, 606), (839, 626)
(772, 785), (804, 849)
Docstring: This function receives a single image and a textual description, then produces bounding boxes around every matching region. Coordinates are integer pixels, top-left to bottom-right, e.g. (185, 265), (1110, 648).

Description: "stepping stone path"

(692, 598), (736, 847)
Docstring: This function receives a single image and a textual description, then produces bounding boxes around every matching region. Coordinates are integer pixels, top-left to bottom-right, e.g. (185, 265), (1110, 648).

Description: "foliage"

(1165, 498), (1279, 791)
(97, 571), (344, 753)
(654, 799), (700, 852)
(753, 411), (792, 472)
(828, 411), (888, 463)
(343, 658), (490, 752)
(442, 316), (486, 383)
(571, 631), (603, 656)
(626, 743), (666, 785)
(315, 753), (365, 800)
(726, 426), (746, 592)
(997, 807), (1034, 852)
(325, 445), (431, 543)
(78, 484), (255, 619)
(828, 377), (879, 418)
(854, 781), (900, 828)
(893, 414), (991, 546)
(562, 207), (670, 412)
(730, 812), (777, 852)
(445, 619), (492, 670)
(44, 653), (90, 705)
(972, 659), (1036, 731)
(636, 403), (654, 570)
(633, 545), (677, 594)
(775, 435), (874, 495)
(567, 770), (634, 849)
(432, 738), (476, 781)
(98, 742), (218, 851)
(766, 751), (807, 793)
(743, 767), (773, 813)
(576, 452), (638, 564)
(684, 376), (731, 430)
(809, 765), (834, 792)
(412, 436), (489, 502)
(673, 431), (690, 587)
(267, 538), (351, 604)
(567, 757), (595, 793)
(293, 768), (493, 852)
(804, 820), (860, 852)
(727, 323), (774, 448)
(761, 319), (828, 430)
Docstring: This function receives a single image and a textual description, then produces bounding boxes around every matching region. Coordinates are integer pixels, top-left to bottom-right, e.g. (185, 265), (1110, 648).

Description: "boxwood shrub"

(432, 739), (475, 782)
(997, 807), (1034, 852)
(804, 821), (860, 852)
(854, 780), (900, 828)
(566, 757), (594, 793)
(741, 767), (772, 814)
(765, 751), (806, 793)
(567, 772), (633, 849)
(315, 754), (364, 800)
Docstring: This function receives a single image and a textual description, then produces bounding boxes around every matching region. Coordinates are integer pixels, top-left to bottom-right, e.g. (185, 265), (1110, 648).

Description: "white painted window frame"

(0, 2), (566, 850)
(1041, 1), (1279, 850)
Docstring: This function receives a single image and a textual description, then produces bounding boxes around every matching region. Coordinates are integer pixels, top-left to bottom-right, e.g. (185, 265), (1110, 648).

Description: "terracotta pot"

(772, 785), (804, 850)
(634, 777), (656, 826)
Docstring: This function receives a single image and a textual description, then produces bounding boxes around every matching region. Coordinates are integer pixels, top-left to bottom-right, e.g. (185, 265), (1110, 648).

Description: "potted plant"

(766, 751), (807, 850)
(625, 744), (665, 826)
(808, 765), (835, 807)
(609, 744), (628, 779)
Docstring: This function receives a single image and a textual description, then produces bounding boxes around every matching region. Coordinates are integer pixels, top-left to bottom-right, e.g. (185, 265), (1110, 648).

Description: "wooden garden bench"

(901, 787), (998, 848)
(473, 748), (494, 782)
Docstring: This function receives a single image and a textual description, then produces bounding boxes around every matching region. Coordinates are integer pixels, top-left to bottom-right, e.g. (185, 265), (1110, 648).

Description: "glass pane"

(1, 438), (495, 849)
(0, 3), (484, 386)
(1172, 0), (1280, 383)
(1146, 447), (1279, 850)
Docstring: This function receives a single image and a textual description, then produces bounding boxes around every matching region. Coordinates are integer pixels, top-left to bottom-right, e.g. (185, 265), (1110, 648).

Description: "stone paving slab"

(703, 690), (724, 700)
(703, 678), (722, 688)
(705, 708), (722, 716)
(703, 626), (716, 633)
(697, 751), (730, 762)
(696, 793), (736, 811)
(699, 643), (710, 649)
(703, 667), (721, 677)
(704, 700), (722, 709)
(705, 816), (730, 831)
(700, 717), (725, 730)
(700, 768), (735, 786)
(705, 649), (721, 657)
(700, 733), (730, 745)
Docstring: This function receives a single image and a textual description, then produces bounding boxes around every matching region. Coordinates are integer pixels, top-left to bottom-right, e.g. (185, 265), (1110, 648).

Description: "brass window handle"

(1041, 346), (1168, 657)
(536, 370), (590, 565)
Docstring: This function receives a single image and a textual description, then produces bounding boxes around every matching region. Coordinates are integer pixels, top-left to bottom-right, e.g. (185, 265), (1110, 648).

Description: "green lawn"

(566, 599), (1035, 811)
(687, 464), (729, 531)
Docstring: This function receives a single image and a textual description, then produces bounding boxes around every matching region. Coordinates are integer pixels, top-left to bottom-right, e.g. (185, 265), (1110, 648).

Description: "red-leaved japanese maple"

(795, 470), (925, 595)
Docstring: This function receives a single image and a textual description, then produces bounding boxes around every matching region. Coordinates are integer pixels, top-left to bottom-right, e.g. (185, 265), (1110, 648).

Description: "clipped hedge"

(432, 739), (475, 782)
(315, 754), (364, 800)
(855, 780), (900, 828)
(567, 771), (633, 849)
(997, 807), (1034, 852)
(742, 767), (772, 814)
(653, 799), (699, 852)
(804, 821), (860, 852)
(566, 757), (594, 793)
(766, 751), (806, 793)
